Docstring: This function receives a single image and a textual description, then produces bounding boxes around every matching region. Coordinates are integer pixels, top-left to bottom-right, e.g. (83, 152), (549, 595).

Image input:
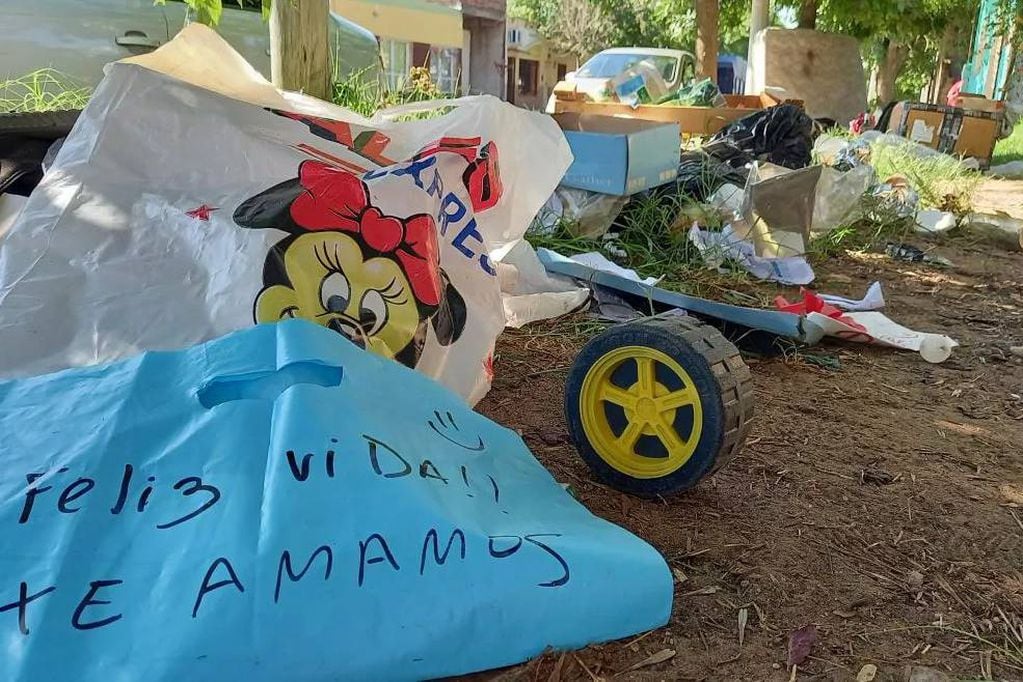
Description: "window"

(577, 53), (679, 83)
(164, 0), (260, 12)
(518, 59), (539, 96)
(430, 47), (462, 94)
(557, 63), (568, 81)
(380, 39), (411, 90)
(508, 29), (523, 45)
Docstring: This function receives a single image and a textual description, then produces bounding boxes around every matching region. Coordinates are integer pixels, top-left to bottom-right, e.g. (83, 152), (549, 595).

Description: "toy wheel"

(564, 313), (754, 496)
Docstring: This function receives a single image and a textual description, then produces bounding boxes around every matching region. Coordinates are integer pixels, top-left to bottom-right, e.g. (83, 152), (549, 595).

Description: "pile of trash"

(1, 24), (1018, 681)
(528, 82), (1006, 364)
(599, 61), (727, 108)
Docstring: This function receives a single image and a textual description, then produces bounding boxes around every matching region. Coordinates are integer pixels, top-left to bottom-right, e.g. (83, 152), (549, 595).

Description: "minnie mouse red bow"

(289, 160), (443, 308)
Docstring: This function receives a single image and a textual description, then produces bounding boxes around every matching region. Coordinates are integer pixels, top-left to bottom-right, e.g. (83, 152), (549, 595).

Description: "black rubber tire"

(0, 110), (81, 139)
(564, 313), (754, 496)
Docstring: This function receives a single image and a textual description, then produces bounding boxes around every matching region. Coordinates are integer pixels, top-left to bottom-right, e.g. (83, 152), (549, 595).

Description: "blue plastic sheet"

(0, 320), (671, 681)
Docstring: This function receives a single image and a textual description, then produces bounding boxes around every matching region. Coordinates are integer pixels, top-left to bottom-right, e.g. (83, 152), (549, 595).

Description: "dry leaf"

(833, 608), (857, 618)
(1000, 483), (1023, 506)
(786, 624), (817, 667)
(626, 648), (676, 672)
(682, 586), (720, 597)
(738, 607), (749, 648)
(672, 567), (689, 584)
(855, 663), (878, 682)
(934, 419), (983, 436)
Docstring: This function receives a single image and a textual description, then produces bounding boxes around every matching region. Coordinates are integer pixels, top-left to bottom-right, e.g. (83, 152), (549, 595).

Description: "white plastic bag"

(532, 186), (629, 239)
(0, 26), (572, 405)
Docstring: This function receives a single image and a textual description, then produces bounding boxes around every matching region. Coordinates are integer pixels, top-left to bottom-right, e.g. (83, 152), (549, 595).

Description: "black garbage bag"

(706, 103), (815, 170)
(676, 150), (748, 201)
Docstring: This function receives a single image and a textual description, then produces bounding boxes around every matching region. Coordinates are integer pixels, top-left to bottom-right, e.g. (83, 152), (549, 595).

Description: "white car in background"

(1, 0), (382, 88)
(545, 47), (697, 112)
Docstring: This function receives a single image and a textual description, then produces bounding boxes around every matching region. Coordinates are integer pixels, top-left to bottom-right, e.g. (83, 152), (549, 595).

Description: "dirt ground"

(470, 181), (1023, 682)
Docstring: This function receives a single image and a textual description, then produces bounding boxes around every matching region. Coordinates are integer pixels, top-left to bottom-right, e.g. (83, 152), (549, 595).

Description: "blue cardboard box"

(554, 113), (680, 195)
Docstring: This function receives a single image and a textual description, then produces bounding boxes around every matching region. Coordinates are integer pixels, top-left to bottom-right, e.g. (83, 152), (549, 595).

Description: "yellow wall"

(509, 45), (577, 110)
(331, 0), (463, 47)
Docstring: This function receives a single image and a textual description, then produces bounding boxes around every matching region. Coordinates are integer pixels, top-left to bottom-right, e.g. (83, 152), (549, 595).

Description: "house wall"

(464, 16), (506, 97)
(331, 0), (462, 47)
(506, 19), (576, 109)
(331, 0), (464, 92)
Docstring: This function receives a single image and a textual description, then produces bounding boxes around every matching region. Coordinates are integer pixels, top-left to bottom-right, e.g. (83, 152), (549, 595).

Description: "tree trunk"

(875, 39), (909, 105)
(798, 0), (818, 30)
(695, 0), (719, 83)
(932, 25), (955, 104)
(745, 0), (769, 94)
(270, 0), (331, 100)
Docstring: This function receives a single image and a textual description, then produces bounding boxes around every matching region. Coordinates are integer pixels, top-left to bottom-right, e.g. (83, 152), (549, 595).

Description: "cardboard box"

(958, 94), (1006, 114)
(551, 93), (796, 139)
(553, 113), (681, 195)
(887, 101), (1003, 167)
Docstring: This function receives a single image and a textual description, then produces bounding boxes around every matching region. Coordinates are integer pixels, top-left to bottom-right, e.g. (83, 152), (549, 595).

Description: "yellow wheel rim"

(578, 346), (704, 479)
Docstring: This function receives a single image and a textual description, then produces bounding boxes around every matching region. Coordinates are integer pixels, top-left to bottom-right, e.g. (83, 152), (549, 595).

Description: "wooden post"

(270, 0), (331, 100)
(931, 27), (953, 104)
(695, 0), (719, 83)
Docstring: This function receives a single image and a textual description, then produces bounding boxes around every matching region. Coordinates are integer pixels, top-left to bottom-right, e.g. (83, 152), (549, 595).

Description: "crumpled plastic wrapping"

(0, 25), (572, 405)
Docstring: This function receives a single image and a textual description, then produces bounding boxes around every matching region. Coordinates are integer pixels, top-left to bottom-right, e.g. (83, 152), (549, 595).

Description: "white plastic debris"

(805, 311), (957, 363)
(708, 183), (744, 216)
(915, 209), (957, 235)
(569, 251), (661, 286)
(818, 281), (885, 312)
(812, 164), (876, 233)
(688, 223), (815, 286)
(497, 240), (590, 328)
(531, 186), (629, 239)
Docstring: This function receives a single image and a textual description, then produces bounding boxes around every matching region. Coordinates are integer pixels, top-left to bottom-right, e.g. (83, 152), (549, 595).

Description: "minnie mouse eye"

(359, 289), (388, 336)
(320, 272), (350, 314)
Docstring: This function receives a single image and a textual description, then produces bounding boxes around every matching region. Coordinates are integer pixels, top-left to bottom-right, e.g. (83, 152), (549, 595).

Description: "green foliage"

(509, 0), (750, 59)
(777, 0), (977, 104)
(870, 142), (981, 211)
(0, 69), (92, 113)
(788, 0), (968, 40)
(332, 67), (450, 120)
(992, 120), (1023, 166)
(153, 0), (270, 26)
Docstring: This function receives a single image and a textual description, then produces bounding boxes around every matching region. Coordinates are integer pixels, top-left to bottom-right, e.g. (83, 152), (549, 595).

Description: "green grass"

(869, 141), (982, 212)
(0, 64), (447, 119)
(808, 192), (915, 258)
(528, 190), (778, 307)
(0, 69), (91, 113)
(331, 66), (451, 119)
(992, 120), (1023, 166)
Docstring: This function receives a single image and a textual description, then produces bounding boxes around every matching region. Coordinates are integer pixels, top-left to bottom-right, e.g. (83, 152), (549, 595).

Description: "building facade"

(330, 0), (464, 92)
(461, 0), (507, 98)
(506, 18), (577, 109)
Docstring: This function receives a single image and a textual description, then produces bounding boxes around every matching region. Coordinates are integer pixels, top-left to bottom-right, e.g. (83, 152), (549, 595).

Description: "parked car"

(1, 0), (381, 89)
(545, 47), (750, 111)
(545, 48), (697, 112)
